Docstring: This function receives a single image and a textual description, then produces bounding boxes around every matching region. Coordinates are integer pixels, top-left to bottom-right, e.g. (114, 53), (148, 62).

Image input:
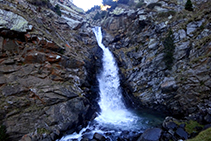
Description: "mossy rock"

(174, 120), (204, 134)
(188, 127), (211, 141)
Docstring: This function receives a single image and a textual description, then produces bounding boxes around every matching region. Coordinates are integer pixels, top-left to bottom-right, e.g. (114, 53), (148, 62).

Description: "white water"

(59, 27), (164, 141)
(92, 27), (139, 129)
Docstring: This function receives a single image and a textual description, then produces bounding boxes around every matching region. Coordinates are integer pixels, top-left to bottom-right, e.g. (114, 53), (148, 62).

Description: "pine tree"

(185, 0), (193, 11)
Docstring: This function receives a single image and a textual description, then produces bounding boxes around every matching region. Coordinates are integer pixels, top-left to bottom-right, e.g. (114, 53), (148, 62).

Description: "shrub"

(86, 5), (101, 14)
(157, 10), (176, 18)
(0, 125), (8, 141)
(53, 4), (61, 16)
(147, 3), (162, 9)
(27, 0), (51, 7)
(163, 29), (175, 70)
(93, 11), (108, 20)
(136, 0), (145, 8)
(117, 0), (129, 4)
(185, 0), (193, 11)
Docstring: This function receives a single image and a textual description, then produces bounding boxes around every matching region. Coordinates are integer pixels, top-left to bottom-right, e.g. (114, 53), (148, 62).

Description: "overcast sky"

(73, 0), (102, 11)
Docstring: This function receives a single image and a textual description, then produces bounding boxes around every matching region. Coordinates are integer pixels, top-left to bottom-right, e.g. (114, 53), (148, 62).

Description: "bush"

(93, 11), (108, 20)
(157, 10), (176, 18)
(117, 0), (129, 4)
(185, 0), (193, 11)
(147, 3), (162, 9)
(163, 29), (175, 70)
(86, 5), (101, 14)
(136, 0), (145, 8)
(27, 0), (51, 7)
(0, 125), (8, 141)
(53, 4), (61, 16)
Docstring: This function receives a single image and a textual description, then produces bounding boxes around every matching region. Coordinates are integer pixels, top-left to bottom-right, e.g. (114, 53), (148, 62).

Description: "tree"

(185, 0), (193, 11)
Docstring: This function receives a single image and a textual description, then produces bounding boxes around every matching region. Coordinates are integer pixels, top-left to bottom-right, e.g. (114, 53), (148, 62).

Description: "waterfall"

(59, 27), (164, 141)
(92, 27), (138, 128)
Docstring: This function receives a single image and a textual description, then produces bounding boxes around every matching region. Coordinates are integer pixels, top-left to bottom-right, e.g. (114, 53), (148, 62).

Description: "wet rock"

(175, 128), (188, 140)
(137, 128), (162, 141)
(93, 133), (106, 141)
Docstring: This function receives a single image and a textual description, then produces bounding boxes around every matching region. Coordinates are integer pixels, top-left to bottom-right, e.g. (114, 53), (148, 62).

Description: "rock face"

(1, 0), (211, 140)
(90, 0), (211, 121)
(0, 0), (97, 140)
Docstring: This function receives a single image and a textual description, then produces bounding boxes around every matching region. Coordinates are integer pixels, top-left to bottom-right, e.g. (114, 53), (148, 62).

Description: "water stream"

(59, 27), (164, 141)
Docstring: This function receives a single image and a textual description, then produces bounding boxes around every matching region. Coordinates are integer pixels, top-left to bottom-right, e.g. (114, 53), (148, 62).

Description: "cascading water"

(92, 27), (139, 130)
(59, 27), (164, 141)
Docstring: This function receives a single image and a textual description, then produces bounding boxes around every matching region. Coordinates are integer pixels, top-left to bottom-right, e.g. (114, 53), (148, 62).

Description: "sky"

(73, 0), (103, 11)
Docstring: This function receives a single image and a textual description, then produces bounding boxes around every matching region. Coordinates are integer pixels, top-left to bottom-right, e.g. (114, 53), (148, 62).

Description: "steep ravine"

(0, 0), (211, 141)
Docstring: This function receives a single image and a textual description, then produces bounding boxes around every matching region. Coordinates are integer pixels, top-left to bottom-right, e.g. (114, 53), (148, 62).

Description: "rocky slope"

(1, 0), (211, 140)
(87, 0), (211, 139)
(0, 0), (98, 140)
(93, 0), (211, 119)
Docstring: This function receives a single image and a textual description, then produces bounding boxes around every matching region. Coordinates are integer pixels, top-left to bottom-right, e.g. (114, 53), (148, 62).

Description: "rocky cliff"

(0, 0), (98, 140)
(1, 0), (211, 140)
(93, 0), (211, 119)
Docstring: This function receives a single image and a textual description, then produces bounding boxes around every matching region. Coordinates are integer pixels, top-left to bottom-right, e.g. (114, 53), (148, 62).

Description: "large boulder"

(138, 128), (162, 141)
(0, 9), (32, 32)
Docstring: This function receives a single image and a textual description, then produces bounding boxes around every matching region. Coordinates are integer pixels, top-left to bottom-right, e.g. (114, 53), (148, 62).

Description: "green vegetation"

(86, 5), (101, 14)
(136, 0), (145, 8)
(37, 128), (51, 134)
(163, 29), (175, 70)
(174, 120), (204, 134)
(157, 10), (176, 18)
(93, 11), (108, 20)
(0, 125), (8, 141)
(147, 3), (162, 9)
(53, 5), (62, 16)
(188, 127), (211, 141)
(27, 0), (51, 7)
(185, 0), (193, 11)
(117, 0), (129, 4)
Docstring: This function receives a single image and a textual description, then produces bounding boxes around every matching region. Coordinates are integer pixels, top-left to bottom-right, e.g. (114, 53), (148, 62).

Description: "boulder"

(175, 128), (188, 140)
(138, 128), (162, 141)
(65, 17), (83, 30)
(93, 133), (106, 141)
(161, 77), (177, 93)
(0, 9), (32, 32)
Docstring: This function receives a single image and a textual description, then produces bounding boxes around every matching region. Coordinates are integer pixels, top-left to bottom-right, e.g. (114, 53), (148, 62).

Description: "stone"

(175, 128), (188, 140)
(137, 128), (162, 141)
(174, 41), (190, 60)
(0, 9), (32, 32)
(111, 7), (125, 16)
(0, 36), (3, 51)
(178, 29), (187, 40)
(187, 23), (197, 36)
(1, 85), (28, 96)
(163, 121), (177, 130)
(148, 38), (158, 49)
(204, 114), (211, 123)
(144, 0), (158, 5)
(139, 15), (147, 21)
(64, 16), (83, 30)
(93, 133), (106, 141)
(161, 77), (177, 93)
